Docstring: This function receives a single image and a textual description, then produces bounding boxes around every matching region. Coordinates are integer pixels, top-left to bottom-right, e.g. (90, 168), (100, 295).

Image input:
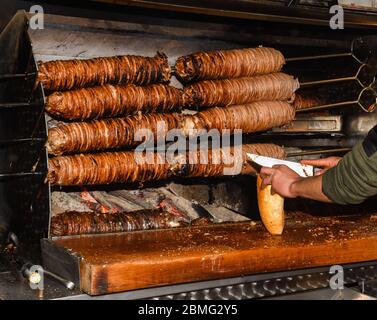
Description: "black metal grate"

(0, 12), (49, 264)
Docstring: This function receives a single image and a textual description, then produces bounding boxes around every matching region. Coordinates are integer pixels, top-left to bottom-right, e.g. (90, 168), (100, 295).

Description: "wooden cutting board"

(52, 213), (377, 295)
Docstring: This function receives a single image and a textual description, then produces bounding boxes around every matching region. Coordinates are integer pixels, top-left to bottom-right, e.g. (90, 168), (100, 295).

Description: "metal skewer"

(286, 38), (371, 65)
(0, 72), (36, 81)
(287, 38), (377, 113)
(296, 85), (377, 113)
(299, 63), (375, 88)
(0, 172), (44, 179)
(287, 148), (352, 158)
(0, 102), (38, 109)
(0, 137), (45, 147)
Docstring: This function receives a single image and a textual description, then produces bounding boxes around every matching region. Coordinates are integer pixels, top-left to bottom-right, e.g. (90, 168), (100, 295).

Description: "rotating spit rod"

(296, 83), (377, 113)
(287, 38), (372, 66)
(287, 37), (377, 113)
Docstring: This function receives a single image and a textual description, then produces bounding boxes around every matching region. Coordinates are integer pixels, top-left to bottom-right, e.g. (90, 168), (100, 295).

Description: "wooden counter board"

(53, 213), (377, 295)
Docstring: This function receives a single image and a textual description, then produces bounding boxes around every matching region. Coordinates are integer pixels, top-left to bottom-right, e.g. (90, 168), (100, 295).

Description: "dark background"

(0, 1), (136, 31)
(1, 1), (67, 31)
(0, 0), (184, 32)
(3, 1), (377, 36)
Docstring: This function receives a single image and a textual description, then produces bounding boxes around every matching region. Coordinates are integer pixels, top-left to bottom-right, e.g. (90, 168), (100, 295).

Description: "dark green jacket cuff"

(322, 142), (377, 205)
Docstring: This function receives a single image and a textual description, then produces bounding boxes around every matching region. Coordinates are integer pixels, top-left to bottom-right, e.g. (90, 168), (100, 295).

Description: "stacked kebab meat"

(40, 48), (298, 188)
(39, 48), (299, 236)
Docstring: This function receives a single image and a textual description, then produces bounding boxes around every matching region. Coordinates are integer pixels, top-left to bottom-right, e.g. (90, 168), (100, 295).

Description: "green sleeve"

(322, 142), (377, 205)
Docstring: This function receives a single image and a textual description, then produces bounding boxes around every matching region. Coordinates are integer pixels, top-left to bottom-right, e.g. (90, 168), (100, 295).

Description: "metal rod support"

(286, 52), (352, 62)
(43, 270), (75, 290)
(0, 102), (37, 109)
(300, 76), (357, 87)
(0, 172), (45, 179)
(0, 138), (45, 146)
(296, 100), (358, 113)
(287, 148), (352, 157)
(0, 72), (36, 80)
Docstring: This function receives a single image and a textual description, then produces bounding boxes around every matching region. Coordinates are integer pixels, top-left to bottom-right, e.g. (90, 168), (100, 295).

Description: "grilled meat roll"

(47, 101), (294, 155)
(175, 47), (285, 83)
(48, 143), (285, 186)
(50, 210), (188, 236)
(183, 101), (295, 136)
(183, 73), (299, 108)
(37, 52), (171, 91)
(46, 84), (183, 121)
(292, 93), (322, 110)
(48, 151), (176, 185)
(186, 143), (286, 178)
(47, 113), (182, 156)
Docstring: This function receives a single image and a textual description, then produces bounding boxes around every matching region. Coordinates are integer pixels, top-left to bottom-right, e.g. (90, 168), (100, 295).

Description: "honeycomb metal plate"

(152, 263), (377, 300)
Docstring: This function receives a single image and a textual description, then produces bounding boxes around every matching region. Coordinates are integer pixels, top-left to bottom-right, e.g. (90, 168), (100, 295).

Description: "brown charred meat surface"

(183, 73), (299, 108)
(47, 113), (182, 155)
(292, 93), (322, 110)
(184, 101), (295, 135)
(50, 210), (187, 236)
(186, 143), (286, 178)
(47, 101), (294, 156)
(48, 143), (285, 186)
(37, 53), (171, 91)
(48, 151), (175, 185)
(175, 47), (285, 83)
(46, 84), (183, 121)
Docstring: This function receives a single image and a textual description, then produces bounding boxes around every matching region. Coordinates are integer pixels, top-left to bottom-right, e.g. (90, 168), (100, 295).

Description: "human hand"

(300, 157), (341, 175)
(260, 165), (303, 198)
